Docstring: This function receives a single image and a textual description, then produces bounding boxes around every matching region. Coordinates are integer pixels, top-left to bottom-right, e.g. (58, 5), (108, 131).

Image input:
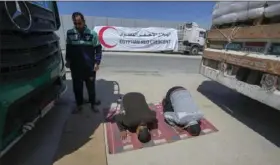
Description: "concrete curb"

(61, 50), (202, 59)
(103, 52), (202, 59)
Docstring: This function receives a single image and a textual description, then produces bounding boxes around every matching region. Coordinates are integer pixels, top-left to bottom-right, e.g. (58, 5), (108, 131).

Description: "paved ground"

(101, 52), (201, 74)
(1, 52), (280, 165)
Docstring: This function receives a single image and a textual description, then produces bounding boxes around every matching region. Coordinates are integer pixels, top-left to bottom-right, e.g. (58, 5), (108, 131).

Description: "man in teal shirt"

(65, 12), (102, 113)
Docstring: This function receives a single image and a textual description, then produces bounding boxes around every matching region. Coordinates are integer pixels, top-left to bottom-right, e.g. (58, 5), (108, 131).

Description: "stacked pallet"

(204, 1), (280, 76)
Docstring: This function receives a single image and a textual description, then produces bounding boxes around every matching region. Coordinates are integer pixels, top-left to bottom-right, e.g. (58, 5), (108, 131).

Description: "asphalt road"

(100, 53), (201, 74)
(62, 51), (202, 74)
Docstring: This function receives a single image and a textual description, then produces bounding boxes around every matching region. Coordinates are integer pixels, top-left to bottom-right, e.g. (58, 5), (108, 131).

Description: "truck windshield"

(199, 31), (206, 38)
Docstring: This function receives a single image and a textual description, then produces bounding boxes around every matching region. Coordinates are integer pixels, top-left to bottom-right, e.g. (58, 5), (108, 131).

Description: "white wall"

(57, 15), (184, 50)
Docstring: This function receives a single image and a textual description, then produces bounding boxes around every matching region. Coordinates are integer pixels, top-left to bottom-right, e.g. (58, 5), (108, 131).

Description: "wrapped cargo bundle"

(264, 1), (280, 18)
(247, 2), (266, 19)
(212, 1), (266, 26)
(212, 2), (248, 19)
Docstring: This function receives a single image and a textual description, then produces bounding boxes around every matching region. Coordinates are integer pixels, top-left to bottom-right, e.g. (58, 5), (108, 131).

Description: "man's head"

(136, 123), (151, 143)
(72, 12), (85, 32)
(186, 123), (201, 136)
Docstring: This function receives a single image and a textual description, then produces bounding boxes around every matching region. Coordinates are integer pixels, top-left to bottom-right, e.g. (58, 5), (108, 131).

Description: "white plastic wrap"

(248, 7), (265, 19)
(212, 1), (266, 26)
(264, 3), (280, 18)
(248, 2), (266, 9)
(213, 3), (219, 10)
(212, 2), (236, 19)
(213, 13), (238, 26)
(236, 11), (248, 22)
(266, 2), (280, 6)
(212, 6), (233, 19)
(214, 2), (234, 9)
(212, 2), (249, 19)
(230, 2), (249, 12)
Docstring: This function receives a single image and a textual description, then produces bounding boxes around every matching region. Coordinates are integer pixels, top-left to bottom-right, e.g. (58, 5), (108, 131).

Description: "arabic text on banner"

(94, 26), (178, 52)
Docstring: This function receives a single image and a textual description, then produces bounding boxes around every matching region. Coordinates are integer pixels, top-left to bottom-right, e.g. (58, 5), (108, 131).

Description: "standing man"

(65, 12), (102, 113)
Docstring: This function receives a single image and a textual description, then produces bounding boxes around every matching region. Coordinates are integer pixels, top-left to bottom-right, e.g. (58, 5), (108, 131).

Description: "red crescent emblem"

(98, 26), (117, 48)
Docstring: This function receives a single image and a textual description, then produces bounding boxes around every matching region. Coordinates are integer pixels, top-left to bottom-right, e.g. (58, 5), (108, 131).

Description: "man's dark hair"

(72, 12), (85, 21)
(186, 124), (201, 136)
(137, 127), (151, 143)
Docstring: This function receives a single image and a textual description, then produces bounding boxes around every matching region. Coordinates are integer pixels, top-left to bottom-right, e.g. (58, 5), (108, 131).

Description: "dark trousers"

(72, 72), (96, 106)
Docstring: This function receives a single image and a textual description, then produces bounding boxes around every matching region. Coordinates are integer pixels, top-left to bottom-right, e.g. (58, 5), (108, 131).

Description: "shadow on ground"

(197, 80), (280, 147)
(53, 78), (123, 163)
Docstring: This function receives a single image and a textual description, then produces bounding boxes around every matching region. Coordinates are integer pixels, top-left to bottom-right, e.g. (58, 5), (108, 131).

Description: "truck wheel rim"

(193, 48), (198, 54)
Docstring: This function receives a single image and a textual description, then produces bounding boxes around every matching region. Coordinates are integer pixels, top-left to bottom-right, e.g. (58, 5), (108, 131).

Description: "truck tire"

(190, 46), (199, 55)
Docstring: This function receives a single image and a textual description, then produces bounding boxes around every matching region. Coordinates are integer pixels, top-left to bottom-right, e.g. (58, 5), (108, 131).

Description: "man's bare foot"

(91, 105), (99, 113)
(120, 131), (127, 140)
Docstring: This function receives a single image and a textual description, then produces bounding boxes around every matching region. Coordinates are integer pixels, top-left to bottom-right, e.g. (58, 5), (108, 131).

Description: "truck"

(199, 2), (280, 110)
(177, 22), (206, 55)
(0, 1), (66, 157)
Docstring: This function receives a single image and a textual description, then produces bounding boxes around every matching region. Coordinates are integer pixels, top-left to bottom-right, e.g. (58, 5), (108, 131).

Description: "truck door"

(198, 31), (206, 47)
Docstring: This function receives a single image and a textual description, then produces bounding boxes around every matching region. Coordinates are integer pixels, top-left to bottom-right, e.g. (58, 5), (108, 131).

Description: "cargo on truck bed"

(199, 1), (280, 111)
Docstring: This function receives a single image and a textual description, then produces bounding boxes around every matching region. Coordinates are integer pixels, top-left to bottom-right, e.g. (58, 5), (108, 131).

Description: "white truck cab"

(177, 22), (206, 55)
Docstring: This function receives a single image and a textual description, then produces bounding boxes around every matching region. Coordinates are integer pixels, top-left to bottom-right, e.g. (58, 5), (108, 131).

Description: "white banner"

(94, 26), (178, 52)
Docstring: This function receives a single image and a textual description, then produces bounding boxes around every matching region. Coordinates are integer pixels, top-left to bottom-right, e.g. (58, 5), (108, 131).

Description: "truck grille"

(0, 1), (60, 32)
(0, 32), (61, 83)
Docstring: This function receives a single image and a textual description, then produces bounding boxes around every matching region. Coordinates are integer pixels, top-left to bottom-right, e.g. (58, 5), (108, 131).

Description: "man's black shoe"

(95, 100), (101, 105)
(91, 105), (99, 113)
(84, 99), (101, 105)
(72, 106), (83, 114)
